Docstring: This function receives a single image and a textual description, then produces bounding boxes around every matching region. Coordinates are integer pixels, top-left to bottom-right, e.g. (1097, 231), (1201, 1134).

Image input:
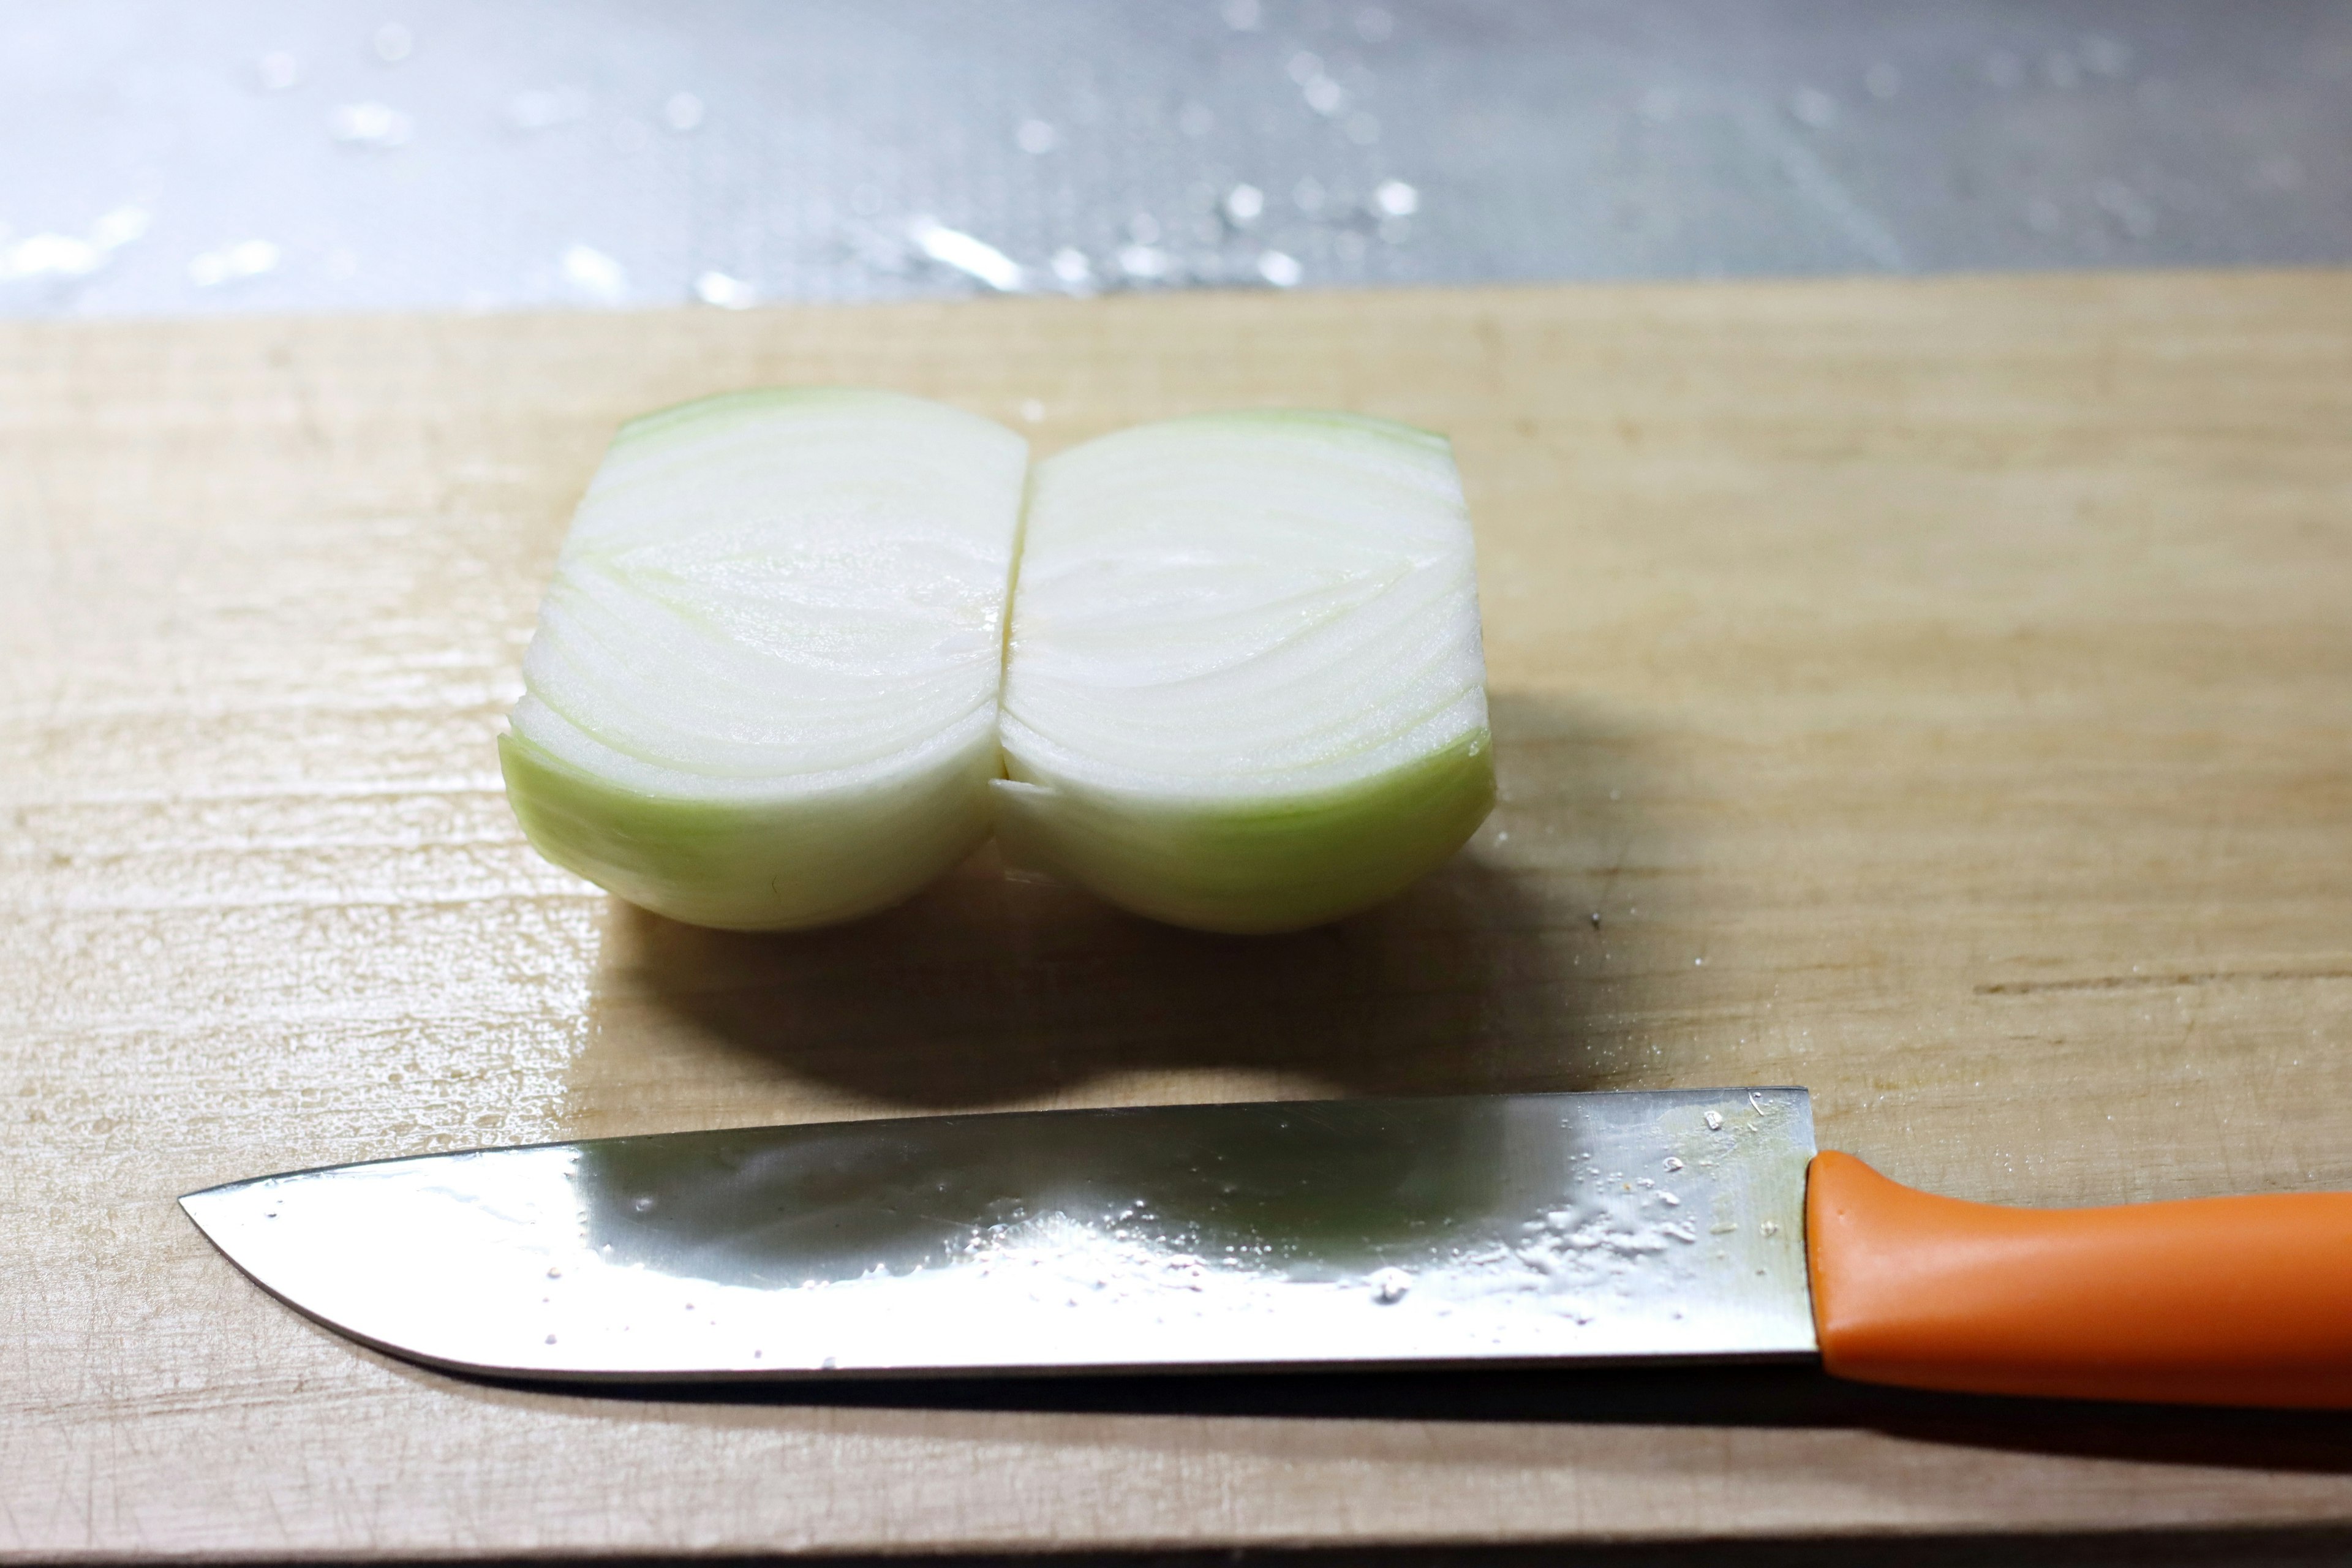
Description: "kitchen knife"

(180, 1088), (2352, 1407)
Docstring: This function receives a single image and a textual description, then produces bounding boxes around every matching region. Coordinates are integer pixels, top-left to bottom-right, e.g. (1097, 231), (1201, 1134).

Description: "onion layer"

(995, 410), (1493, 933)
(500, 389), (1027, 930)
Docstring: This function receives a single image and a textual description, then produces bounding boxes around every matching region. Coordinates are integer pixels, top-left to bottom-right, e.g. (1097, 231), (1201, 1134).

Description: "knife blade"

(182, 1089), (1816, 1379)
(181, 1087), (2352, 1407)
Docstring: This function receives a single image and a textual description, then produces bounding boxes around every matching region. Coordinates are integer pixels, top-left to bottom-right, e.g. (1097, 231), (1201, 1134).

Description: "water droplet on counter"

(562, 244), (628, 303)
(913, 219), (1028, 291)
(1117, 244), (1171, 281)
(695, 270), (757, 309)
(1664, 1156), (1684, 1172)
(1049, 247), (1093, 288)
(187, 239), (281, 288)
(631, 1195), (656, 1214)
(1015, 119), (1060, 155)
(1761, 1220), (1781, 1237)
(1370, 1267), (1412, 1303)
(330, 101), (412, 148)
(256, 51), (302, 91)
(1224, 183), (1265, 224)
(1303, 74), (1345, 115)
(508, 86), (587, 132)
(2080, 35), (2131, 78)
(663, 91), (705, 132)
(1256, 250), (1302, 288)
(2092, 179), (2155, 239)
(1372, 179), (1419, 218)
(1787, 87), (1838, 129)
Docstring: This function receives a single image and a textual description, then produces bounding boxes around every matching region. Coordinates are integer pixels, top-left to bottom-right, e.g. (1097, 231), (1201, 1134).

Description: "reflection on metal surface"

(182, 1089), (1817, 1380)
(6, 2), (2348, 317)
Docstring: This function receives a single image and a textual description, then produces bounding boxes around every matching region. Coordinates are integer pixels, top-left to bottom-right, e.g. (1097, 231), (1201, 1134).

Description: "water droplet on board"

(1373, 179), (1419, 217)
(1015, 119), (1060, 155)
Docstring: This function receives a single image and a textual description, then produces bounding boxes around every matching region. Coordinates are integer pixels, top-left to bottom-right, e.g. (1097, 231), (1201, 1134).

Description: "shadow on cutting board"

(393, 1355), (2352, 1477)
(565, 692), (1669, 1125)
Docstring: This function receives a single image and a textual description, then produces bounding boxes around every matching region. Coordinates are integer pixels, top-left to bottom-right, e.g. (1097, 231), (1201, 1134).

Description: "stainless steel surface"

(181, 1089), (1818, 1379)
(4, 2), (2347, 320)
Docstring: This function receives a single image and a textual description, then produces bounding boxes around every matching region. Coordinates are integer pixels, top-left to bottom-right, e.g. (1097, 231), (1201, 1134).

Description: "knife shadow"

(421, 1360), (2352, 1476)
(566, 692), (1667, 1124)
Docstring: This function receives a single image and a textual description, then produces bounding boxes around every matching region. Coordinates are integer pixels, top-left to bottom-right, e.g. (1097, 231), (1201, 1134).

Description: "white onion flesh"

(997, 410), (1493, 933)
(500, 389), (1027, 930)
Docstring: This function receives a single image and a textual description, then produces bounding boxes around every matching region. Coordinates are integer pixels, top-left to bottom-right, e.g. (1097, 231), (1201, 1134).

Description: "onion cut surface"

(996, 410), (1494, 933)
(499, 389), (1027, 930)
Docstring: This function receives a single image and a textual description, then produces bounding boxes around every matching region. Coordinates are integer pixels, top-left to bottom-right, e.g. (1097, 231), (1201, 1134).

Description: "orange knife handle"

(1805, 1150), (2352, 1408)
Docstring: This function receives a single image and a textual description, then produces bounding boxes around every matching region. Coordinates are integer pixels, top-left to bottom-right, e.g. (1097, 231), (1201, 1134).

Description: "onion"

(499, 390), (1027, 930)
(995, 410), (1493, 933)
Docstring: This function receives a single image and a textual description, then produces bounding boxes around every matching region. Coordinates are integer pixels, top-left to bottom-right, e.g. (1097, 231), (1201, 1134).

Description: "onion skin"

(997, 409), (1494, 934)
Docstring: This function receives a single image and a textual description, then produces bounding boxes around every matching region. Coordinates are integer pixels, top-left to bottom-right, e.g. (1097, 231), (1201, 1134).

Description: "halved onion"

(500, 389), (1027, 930)
(995, 410), (1494, 933)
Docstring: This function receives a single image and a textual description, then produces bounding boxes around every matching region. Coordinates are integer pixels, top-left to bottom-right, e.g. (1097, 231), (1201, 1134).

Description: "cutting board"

(4, 272), (2350, 1558)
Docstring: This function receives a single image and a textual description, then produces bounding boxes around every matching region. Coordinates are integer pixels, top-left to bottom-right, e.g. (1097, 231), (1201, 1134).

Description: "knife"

(179, 1088), (2352, 1407)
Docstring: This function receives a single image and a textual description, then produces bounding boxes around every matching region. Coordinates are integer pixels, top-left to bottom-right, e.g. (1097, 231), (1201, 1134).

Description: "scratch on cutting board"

(1978, 970), (2352, 995)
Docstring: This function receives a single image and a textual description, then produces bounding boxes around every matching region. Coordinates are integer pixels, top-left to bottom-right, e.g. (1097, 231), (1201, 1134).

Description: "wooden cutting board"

(4, 271), (2350, 1559)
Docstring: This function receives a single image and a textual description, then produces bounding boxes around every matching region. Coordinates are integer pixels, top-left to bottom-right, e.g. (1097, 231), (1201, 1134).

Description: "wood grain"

(3, 271), (2350, 1558)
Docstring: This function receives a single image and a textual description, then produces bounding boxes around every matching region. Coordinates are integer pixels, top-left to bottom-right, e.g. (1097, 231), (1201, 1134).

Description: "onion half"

(500, 389), (1027, 930)
(995, 410), (1493, 933)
